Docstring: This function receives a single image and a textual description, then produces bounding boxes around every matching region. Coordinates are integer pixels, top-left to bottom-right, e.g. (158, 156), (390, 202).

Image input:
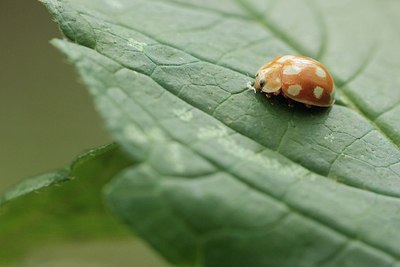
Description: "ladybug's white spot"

(259, 68), (273, 78)
(263, 67), (273, 73)
(277, 55), (295, 63)
(315, 67), (326, 78)
(313, 86), (324, 99)
(262, 77), (281, 93)
(283, 65), (302, 75)
(287, 85), (302, 96)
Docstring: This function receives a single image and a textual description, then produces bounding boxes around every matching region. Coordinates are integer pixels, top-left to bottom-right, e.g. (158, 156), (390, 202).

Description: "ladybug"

(251, 55), (335, 107)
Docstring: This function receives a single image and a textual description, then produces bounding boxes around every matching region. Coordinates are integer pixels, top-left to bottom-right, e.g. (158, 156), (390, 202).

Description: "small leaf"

(41, 0), (400, 266)
(0, 144), (134, 265)
(0, 143), (123, 206)
(0, 169), (70, 206)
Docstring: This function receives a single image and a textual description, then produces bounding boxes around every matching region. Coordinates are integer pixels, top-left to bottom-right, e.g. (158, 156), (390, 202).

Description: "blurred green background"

(0, 1), (166, 266)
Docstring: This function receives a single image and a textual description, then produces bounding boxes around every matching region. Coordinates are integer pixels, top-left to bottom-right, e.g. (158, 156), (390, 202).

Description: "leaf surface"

(42, 0), (400, 266)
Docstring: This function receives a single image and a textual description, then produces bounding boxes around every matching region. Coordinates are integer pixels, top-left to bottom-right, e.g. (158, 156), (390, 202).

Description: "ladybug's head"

(254, 65), (282, 93)
(252, 73), (264, 91)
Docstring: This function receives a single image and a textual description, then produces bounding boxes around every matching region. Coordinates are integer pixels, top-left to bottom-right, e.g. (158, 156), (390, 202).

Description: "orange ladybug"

(252, 55), (335, 107)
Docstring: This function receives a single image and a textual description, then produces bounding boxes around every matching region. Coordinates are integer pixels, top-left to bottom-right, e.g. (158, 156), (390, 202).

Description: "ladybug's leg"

(287, 98), (294, 108)
(273, 89), (281, 96)
(305, 104), (312, 108)
(265, 93), (272, 99)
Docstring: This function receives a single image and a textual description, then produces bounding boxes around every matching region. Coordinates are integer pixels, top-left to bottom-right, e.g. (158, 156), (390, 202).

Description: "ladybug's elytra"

(251, 55), (335, 107)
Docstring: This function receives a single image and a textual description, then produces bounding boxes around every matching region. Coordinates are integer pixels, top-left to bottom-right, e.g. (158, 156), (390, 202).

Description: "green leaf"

(0, 144), (134, 264)
(0, 169), (70, 206)
(0, 143), (120, 207)
(42, 0), (400, 266)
